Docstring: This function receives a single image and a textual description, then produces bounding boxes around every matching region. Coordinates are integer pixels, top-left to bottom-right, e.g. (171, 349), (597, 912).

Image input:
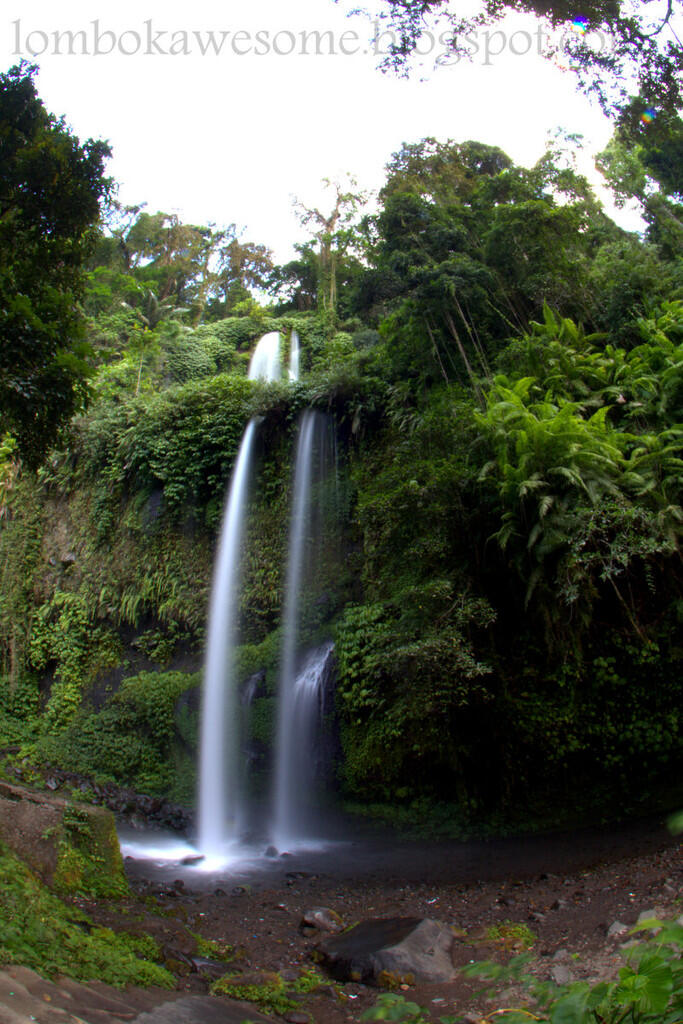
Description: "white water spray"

(249, 330), (281, 382)
(289, 330), (300, 382)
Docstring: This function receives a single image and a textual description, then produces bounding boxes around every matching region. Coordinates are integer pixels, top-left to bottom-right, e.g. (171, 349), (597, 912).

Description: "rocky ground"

(2, 815), (678, 1024)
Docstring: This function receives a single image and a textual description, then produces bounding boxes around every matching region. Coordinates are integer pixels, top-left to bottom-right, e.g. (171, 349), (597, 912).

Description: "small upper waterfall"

(289, 330), (300, 382)
(248, 330), (281, 382)
(272, 409), (336, 848)
(197, 332), (282, 857)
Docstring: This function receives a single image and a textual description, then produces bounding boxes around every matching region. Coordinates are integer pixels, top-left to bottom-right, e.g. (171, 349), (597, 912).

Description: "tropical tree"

(293, 177), (369, 318)
(597, 102), (683, 260)
(354, 138), (623, 390)
(0, 63), (111, 465)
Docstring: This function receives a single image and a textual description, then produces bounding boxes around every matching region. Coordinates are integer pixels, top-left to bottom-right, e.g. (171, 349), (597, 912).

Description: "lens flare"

(640, 107), (657, 124)
(571, 17), (589, 34)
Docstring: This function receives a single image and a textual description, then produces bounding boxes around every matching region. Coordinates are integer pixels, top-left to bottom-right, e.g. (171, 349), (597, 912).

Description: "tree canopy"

(353, 0), (683, 121)
(0, 63), (111, 466)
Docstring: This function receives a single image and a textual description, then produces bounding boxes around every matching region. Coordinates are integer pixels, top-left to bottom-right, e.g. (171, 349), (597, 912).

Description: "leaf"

(613, 954), (673, 1014)
(549, 986), (592, 1024)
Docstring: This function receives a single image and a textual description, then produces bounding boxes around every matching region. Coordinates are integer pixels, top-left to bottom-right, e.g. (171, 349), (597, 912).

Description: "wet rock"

(163, 949), (194, 976)
(181, 854), (205, 866)
(132, 995), (273, 1022)
(190, 956), (230, 980)
(265, 845), (278, 858)
(300, 907), (344, 934)
(0, 781), (127, 896)
(315, 917), (456, 985)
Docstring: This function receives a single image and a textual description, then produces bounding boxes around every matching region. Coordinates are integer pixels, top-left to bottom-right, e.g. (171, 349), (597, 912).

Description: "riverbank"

(3, 814), (678, 1024)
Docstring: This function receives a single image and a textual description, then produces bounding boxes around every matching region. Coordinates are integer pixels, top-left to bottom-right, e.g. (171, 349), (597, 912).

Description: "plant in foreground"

(361, 991), (457, 1021)
(462, 917), (683, 1023)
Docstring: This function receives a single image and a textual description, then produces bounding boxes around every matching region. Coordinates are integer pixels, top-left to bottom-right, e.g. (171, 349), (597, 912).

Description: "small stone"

(552, 949), (569, 961)
(636, 909), (658, 924)
(551, 899), (568, 911)
(300, 907), (344, 933)
(213, 888), (227, 897)
(284, 1013), (310, 1024)
(551, 965), (572, 985)
(607, 921), (629, 938)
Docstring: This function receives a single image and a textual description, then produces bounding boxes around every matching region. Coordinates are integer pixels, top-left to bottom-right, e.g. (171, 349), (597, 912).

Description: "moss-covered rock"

(0, 781), (128, 897)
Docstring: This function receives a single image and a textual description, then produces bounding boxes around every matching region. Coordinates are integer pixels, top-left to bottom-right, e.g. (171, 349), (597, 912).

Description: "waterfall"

(197, 332), (281, 857)
(197, 418), (259, 855)
(248, 330), (281, 382)
(289, 330), (300, 382)
(273, 641), (334, 846)
(272, 410), (335, 848)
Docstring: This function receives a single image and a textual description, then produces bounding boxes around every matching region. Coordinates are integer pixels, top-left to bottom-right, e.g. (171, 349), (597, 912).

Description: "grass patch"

(485, 920), (537, 951)
(211, 967), (326, 1015)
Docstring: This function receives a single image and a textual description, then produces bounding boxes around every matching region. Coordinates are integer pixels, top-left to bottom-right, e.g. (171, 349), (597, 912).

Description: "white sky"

(2, 0), (654, 260)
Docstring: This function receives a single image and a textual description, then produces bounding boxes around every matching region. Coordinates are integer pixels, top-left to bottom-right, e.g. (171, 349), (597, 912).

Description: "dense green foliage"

(0, 64), (111, 465)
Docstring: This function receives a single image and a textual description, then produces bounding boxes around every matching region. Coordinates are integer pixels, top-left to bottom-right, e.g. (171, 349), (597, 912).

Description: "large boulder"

(314, 917), (456, 985)
(0, 780), (128, 896)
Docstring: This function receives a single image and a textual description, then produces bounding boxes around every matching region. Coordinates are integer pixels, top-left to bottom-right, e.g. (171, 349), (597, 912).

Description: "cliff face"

(0, 393), (349, 808)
